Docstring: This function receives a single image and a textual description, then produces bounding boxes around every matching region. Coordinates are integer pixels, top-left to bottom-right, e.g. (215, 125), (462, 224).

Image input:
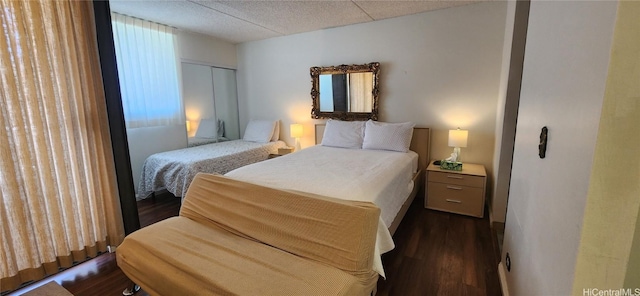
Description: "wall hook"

(539, 126), (548, 158)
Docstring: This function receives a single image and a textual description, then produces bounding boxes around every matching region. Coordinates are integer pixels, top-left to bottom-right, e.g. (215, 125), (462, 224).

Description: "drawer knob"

(446, 199), (462, 204)
(446, 185), (463, 190)
(447, 175), (463, 179)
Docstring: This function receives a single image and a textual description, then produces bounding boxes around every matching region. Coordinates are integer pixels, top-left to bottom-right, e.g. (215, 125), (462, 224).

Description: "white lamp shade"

(290, 124), (303, 138)
(186, 120), (191, 132)
(448, 129), (468, 148)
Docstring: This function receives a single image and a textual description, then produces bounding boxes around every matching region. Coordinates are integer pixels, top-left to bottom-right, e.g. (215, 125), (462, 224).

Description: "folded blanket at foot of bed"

(116, 173), (380, 295)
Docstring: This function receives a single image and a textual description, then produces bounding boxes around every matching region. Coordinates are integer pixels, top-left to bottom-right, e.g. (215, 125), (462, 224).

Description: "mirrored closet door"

(182, 62), (240, 147)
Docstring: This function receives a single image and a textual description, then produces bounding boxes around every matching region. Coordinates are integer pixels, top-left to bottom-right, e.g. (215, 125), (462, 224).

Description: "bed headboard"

(314, 124), (431, 172)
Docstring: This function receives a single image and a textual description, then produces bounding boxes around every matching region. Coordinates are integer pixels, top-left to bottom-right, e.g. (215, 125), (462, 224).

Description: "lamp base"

(294, 138), (302, 152)
(440, 160), (463, 171)
(452, 147), (461, 162)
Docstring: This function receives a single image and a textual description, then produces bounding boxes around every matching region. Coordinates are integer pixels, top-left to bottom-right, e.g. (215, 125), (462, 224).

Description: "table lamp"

(290, 123), (303, 151)
(448, 128), (468, 162)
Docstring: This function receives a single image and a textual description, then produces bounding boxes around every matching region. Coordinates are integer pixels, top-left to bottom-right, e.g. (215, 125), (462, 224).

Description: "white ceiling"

(109, 0), (488, 44)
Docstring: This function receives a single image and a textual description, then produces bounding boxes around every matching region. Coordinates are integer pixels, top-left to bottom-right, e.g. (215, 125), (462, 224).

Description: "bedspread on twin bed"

(225, 145), (418, 277)
(138, 140), (286, 199)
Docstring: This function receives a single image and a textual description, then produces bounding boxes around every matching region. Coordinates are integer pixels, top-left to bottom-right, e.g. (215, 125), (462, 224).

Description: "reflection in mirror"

(311, 62), (380, 121)
(108, 9), (242, 203)
(319, 73), (373, 113)
(183, 63), (240, 147)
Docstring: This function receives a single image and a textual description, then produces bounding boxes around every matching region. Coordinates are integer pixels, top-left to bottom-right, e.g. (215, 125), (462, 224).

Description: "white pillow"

(321, 119), (365, 149)
(271, 121), (280, 142)
(362, 120), (415, 152)
(243, 120), (276, 143)
(195, 118), (217, 138)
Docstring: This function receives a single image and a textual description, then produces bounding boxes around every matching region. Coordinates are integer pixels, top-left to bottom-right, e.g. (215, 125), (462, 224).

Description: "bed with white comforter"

(139, 139), (286, 199)
(225, 145), (418, 278)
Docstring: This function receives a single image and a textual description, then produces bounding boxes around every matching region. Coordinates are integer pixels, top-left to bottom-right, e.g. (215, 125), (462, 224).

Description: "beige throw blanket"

(117, 173), (381, 295)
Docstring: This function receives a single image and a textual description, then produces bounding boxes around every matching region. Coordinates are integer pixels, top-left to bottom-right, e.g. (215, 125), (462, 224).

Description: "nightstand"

(269, 147), (294, 159)
(425, 161), (487, 217)
(278, 147), (294, 155)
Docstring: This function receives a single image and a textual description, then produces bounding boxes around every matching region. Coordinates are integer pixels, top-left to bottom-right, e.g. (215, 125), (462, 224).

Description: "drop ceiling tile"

(109, 0), (491, 44)
(195, 1), (373, 35)
(109, 0), (281, 43)
(354, 0), (485, 20)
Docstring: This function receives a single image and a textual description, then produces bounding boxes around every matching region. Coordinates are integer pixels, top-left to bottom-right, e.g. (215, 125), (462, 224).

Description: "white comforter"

(225, 145), (418, 277)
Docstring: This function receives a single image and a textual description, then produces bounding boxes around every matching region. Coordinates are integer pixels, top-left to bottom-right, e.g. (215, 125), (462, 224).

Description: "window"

(111, 13), (183, 128)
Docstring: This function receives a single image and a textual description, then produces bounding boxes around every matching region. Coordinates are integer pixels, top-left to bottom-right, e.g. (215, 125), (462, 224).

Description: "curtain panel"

(0, 0), (125, 292)
(111, 13), (184, 129)
(348, 73), (373, 112)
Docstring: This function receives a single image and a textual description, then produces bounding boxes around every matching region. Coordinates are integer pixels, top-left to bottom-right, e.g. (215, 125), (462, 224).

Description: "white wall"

(501, 1), (617, 295)
(237, 2), (507, 178)
(127, 31), (237, 195)
(177, 30), (237, 69)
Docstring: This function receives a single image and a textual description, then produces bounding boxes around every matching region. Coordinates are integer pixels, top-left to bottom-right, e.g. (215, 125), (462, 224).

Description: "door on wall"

(182, 63), (240, 145)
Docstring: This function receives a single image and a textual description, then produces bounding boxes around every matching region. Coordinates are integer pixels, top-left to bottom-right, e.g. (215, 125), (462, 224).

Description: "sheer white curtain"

(348, 73), (373, 112)
(1, 1), (124, 292)
(111, 13), (184, 128)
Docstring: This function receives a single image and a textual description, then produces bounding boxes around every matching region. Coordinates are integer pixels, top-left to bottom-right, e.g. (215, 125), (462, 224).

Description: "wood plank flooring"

(136, 191), (182, 228)
(376, 195), (502, 295)
(10, 190), (501, 296)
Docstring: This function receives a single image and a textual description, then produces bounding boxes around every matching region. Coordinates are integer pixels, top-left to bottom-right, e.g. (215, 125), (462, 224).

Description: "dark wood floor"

(376, 196), (502, 296)
(136, 191), (182, 228)
(10, 191), (501, 296)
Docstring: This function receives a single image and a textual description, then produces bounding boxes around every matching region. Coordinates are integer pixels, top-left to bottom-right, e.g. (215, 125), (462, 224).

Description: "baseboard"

(492, 221), (505, 233)
(498, 262), (510, 296)
(488, 207), (506, 229)
(488, 204), (495, 224)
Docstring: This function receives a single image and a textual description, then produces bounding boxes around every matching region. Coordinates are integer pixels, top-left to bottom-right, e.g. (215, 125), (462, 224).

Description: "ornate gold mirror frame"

(310, 62), (380, 121)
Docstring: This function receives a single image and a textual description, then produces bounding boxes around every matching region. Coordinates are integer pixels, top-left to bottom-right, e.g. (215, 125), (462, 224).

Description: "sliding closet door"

(182, 63), (240, 141)
(182, 63), (216, 137)
(212, 68), (240, 140)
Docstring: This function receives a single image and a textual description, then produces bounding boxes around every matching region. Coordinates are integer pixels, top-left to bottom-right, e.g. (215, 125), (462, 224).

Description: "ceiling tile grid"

(204, 1), (374, 35)
(109, 0), (491, 44)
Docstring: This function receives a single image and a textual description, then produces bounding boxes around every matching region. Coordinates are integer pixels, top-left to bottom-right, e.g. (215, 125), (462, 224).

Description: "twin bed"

(139, 139), (286, 198)
(121, 120), (430, 294)
(138, 120), (285, 198)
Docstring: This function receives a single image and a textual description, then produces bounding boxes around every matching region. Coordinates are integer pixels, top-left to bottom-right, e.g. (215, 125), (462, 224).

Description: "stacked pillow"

(243, 120), (280, 143)
(194, 118), (226, 139)
(321, 119), (415, 152)
(195, 118), (218, 139)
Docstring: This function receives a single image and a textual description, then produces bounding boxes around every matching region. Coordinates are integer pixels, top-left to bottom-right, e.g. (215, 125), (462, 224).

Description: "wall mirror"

(311, 62), (380, 121)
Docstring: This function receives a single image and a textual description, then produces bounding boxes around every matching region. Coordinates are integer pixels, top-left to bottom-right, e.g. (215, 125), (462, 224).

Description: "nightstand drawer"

(427, 182), (484, 217)
(428, 171), (485, 188)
